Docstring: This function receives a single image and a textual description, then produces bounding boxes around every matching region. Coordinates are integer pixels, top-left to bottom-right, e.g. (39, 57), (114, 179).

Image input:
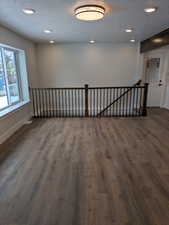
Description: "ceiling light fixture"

(144, 7), (158, 13)
(49, 40), (55, 44)
(130, 39), (136, 43)
(22, 8), (35, 15)
(125, 28), (133, 33)
(75, 5), (105, 21)
(90, 40), (95, 43)
(44, 29), (52, 34)
(153, 38), (163, 43)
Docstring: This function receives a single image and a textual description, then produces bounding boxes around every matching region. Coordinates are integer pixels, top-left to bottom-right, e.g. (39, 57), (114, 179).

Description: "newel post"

(142, 83), (149, 116)
(85, 84), (89, 117)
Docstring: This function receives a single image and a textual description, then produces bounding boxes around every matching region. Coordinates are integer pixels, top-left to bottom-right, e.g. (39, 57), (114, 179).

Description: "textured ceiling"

(0, 0), (169, 43)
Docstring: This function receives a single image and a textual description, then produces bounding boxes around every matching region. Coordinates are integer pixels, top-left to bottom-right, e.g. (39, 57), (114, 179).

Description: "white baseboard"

(163, 105), (169, 110)
(0, 116), (30, 144)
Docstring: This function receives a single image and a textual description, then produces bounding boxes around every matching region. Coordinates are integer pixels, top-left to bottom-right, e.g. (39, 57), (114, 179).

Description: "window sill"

(0, 100), (30, 119)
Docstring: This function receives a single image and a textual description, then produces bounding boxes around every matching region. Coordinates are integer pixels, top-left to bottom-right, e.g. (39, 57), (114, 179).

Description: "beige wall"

(0, 31), (145, 143)
(0, 26), (37, 143)
(36, 43), (139, 87)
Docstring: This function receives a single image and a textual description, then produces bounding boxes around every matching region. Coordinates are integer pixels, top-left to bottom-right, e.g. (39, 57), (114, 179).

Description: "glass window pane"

(0, 50), (8, 109)
(4, 49), (20, 104)
(146, 58), (160, 83)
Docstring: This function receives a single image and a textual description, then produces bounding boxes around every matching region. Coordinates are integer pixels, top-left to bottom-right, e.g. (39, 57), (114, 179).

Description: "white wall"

(0, 26), (37, 144)
(36, 43), (139, 87)
(164, 86), (169, 109)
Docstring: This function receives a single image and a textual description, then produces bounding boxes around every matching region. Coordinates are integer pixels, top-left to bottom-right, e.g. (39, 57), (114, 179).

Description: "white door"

(143, 53), (165, 107)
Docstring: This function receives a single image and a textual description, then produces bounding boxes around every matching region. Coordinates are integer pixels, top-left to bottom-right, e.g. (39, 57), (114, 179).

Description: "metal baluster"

(32, 89), (36, 117)
(135, 87), (139, 116)
(71, 89), (74, 117)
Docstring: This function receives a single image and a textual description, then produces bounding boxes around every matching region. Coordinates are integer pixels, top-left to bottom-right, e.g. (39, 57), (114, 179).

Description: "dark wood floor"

(0, 108), (169, 225)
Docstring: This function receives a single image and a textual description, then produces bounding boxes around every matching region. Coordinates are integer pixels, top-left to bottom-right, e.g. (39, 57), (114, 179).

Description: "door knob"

(158, 80), (163, 86)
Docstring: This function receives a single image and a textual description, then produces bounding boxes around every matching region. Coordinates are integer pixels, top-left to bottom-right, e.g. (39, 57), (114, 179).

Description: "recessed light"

(153, 38), (163, 43)
(49, 40), (55, 44)
(130, 39), (136, 43)
(44, 29), (52, 34)
(144, 7), (158, 13)
(22, 8), (35, 15)
(90, 40), (95, 43)
(125, 28), (133, 33)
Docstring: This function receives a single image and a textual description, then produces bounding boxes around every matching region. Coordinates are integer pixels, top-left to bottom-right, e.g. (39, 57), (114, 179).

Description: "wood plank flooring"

(0, 108), (169, 225)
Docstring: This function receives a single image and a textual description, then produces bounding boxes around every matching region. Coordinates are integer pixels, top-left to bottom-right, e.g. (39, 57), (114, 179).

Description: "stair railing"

(97, 80), (142, 117)
(30, 80), (149, 118)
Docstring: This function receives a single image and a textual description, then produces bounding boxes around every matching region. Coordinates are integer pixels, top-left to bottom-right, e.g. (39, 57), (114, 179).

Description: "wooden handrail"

(97, 80), (142, 117)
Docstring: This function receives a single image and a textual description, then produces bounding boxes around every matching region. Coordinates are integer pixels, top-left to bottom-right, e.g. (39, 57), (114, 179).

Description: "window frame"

(0, 43), (30, 117)
(0, 46), (23, 112)
(0, 50), (8, 109)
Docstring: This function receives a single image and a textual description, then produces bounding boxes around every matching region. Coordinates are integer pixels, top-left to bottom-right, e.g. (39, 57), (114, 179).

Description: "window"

(0, 44), (29, 115)
(145, 57), (161, 83)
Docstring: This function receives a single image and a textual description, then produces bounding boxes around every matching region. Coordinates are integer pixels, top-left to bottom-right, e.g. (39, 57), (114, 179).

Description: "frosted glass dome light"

(75, 5), (105, 21)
